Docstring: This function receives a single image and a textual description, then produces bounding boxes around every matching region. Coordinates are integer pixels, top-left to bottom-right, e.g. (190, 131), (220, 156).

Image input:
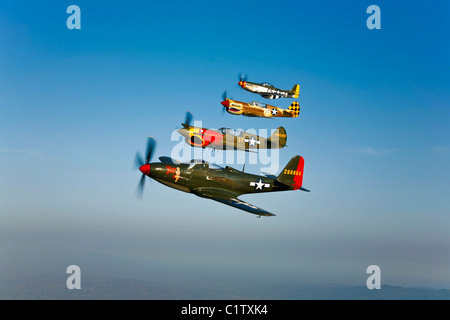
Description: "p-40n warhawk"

(220, 96), (300, 119)
(238, 78), (300, 100)
(177, 112), (287, 151)
(135, 138), (309, 217)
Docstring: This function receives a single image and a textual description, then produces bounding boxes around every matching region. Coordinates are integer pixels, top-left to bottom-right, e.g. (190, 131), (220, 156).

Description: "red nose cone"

(221, 100), (229, 108)
(238, 81), (246, 89)
(139, 164), (151, 175)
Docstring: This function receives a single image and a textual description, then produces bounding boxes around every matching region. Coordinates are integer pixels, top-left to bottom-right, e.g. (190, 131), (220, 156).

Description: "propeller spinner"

(238, 72), (248, 89)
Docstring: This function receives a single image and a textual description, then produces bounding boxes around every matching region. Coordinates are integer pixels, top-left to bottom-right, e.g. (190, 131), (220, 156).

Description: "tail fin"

(267, 126), (287, 149)
(290, 84), (300, 98)
(287, 101), (300, 118)
(277, 155), (309, 191)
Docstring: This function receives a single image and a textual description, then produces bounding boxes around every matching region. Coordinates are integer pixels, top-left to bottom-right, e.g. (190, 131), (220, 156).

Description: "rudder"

(267, 126), (287, 149)
(277, 155), (309, 191)
(290, 84), (300, 98)
(287, 101), (300, 118)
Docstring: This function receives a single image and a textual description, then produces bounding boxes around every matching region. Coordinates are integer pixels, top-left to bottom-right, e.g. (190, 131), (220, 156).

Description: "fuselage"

(142, 162), (291, 196)
(238, 81), (298, 99)
(243, 82), (288, 99)
(220, 99), (297, 118)
(177, 125), (284, 151)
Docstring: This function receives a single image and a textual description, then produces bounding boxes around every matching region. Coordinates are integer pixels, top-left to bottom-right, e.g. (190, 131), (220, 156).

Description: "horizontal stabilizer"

(261, 172), (277, 179)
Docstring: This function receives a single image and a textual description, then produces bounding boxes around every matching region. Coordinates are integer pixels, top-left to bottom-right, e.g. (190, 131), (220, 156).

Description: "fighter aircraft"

(238, 74), (300, 99)
(220, 93), (300, 118)
(135, 137), (309, 217)
(177, 112), (287, 151)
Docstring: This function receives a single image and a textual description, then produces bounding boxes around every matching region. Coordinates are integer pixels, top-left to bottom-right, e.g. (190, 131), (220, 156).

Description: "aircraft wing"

(261, 94), (280, 99)
(192, 187), (275, 217)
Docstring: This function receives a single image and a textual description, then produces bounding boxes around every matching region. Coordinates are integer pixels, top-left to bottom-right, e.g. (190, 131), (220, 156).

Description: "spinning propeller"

(181, 111), (193, 128)
(135, 137), (156, 199)
(220, 91), (230, 114)
(238, 72), (248, 89)
(222, 90), (228, 101)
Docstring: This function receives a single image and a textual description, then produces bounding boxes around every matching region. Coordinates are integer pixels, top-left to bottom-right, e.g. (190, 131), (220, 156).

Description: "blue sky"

(1, 0), (449, 296)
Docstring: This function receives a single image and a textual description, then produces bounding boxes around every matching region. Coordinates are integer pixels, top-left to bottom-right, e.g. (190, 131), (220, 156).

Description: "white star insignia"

(245, 137), (260, 147)
(271, 108), (278, 115)
(250, 179), (270, 191)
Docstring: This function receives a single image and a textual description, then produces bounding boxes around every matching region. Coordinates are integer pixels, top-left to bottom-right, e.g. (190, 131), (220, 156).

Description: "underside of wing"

(192, 188), (275, 217)
(261, 94), (279, 99)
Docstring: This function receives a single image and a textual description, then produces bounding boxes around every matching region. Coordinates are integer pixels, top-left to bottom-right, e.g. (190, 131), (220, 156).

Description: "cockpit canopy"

(261, 82), (273, 87)
(184, 159), (223, 170)
(218, 127), (244, 137)
(249, 101), (268, 108)
(184, 159), (207, 165)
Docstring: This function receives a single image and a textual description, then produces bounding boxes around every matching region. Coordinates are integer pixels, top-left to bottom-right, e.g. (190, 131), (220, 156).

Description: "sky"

(0, 0), (449, 298)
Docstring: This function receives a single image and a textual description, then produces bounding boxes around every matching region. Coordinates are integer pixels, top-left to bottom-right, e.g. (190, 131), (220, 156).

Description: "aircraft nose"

(139, 164), (151, 175)
(177, 128), (188, 136)
(238, 81), (246, 89)
(221, 100), (229, 108)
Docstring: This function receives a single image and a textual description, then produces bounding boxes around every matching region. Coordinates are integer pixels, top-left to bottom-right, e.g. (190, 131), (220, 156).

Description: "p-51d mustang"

(238, 75), (300, 99)
(220, 94), (300, 119)
(177, 112), (287, 151)
(135, 137), (309, 217)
